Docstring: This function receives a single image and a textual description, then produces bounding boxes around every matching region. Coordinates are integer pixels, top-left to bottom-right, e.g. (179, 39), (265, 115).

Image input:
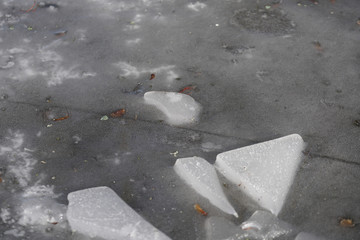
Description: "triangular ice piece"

(174, 157), (238, 217)
(67, 186), (171, 240)
(144, 91), (201, 125)
(215, 134), (305, 215)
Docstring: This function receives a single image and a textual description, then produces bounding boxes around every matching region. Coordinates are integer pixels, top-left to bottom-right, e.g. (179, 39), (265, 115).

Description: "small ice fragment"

(295, 232), (327, 240)
(215, 134), (305, 215)
(174, 157), (238, 217)
(67, 186), (170, 240)
(206, 211), (293, 240)
(240, 210), (293, 239)
(205, 217), (239, 240)
(144, 91), (201, 126)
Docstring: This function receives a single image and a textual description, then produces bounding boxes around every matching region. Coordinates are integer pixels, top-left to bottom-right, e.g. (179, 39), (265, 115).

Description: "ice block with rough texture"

(215, 134), (305, 215)
(67, 186), (171, 240)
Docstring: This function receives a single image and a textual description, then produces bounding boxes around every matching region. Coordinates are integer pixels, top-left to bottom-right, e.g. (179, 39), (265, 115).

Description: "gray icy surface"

(1, 0), (360, 239)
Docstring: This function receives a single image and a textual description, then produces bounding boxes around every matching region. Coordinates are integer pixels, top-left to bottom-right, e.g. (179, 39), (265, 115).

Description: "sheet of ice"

(206, 211), (293, 240)
(215, 134), (305, 215)
(66, 186), (171, 240)
(295, 232), (327, 240)
(174, 157), (238, 217)
(144, 91), (201, 126)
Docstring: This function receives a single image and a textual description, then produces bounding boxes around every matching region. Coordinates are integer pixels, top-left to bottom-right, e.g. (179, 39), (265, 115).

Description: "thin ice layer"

(174, 157), (238, 217)
(215, 134), (305, 215)
(205, 211), (293, 240)
(66, 186), (171, 240)
(144, 91), (201, 125)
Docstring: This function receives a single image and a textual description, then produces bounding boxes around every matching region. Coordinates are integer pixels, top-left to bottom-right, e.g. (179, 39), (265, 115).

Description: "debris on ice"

(215, 134), (305, 215)
(66, 186), (171, 240)
(144, 91), (201, 125)
(174, 157), (238, 217)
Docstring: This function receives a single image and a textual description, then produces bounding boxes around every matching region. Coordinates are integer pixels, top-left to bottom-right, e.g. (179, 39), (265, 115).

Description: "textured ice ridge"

(174, 157), (238, 217)
(215, 134), (305, 215)
(67, 186), (171, 240)
(144, 91), (201, 125)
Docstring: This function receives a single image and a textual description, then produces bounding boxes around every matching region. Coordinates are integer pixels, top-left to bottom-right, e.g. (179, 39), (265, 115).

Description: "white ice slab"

(174, 157), (238, 217)
(215, 134), (305, 215)
(144, 91), (201, 125)
(295, 232), (327, 240)
(205, 211), (293, 240)
(67, 186), (171, 240)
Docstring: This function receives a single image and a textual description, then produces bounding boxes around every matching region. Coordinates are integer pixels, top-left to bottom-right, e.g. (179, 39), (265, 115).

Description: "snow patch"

(187, 2), (207, 12)
(0, 131), (37, 187)
(115, 61), (176, 79)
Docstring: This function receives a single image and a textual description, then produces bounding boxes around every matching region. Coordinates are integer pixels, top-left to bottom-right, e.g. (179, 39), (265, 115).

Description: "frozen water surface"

(174, 156), (238, 217)
(1, 0), (360, 239)
(144, 91), (201, 126)
(215, 134), (305, 215)
(67, 186), (171, 240)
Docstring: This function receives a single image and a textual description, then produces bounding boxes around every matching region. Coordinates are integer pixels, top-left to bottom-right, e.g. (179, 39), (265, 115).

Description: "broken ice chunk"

(215, 134), (305, 215)
(144, 91), (201, 125)
(205, 211), (293, 240)
(295, 232), (327, 240)
(205, 216), (241, 240)
(67, 186), (171, 240)
(240, 210), (293, 239)
(174, 157), (238, 217)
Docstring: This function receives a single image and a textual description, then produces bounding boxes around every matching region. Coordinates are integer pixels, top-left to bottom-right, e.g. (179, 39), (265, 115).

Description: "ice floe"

(174, 157), (238, 217)
(67, 186), (171, 240)
(144, 91), (201, 125)
(215, 134), (305, 215)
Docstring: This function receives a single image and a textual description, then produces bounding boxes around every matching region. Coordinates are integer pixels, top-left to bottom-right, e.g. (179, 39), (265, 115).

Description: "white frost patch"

(187, 2), (207, 12)
(144, 91), (201, 126)
(174, 157), (238, 217)
(22, 185), (60, 198)
(115, 61), (176, 79)
(0, 131), (37, 187)
(67, 186), (171, 240)
(85, 0), (136, 14)
(201, 142), (222, 152)
(215, 134), (306, 215)
(72, 135), (81, 144)
(4, 229), (25, 237)
(4, 39), (96, 86)
(18, 197), (66, 226)
(1, 208), (14, 224)
(126, 38), (142, 45)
